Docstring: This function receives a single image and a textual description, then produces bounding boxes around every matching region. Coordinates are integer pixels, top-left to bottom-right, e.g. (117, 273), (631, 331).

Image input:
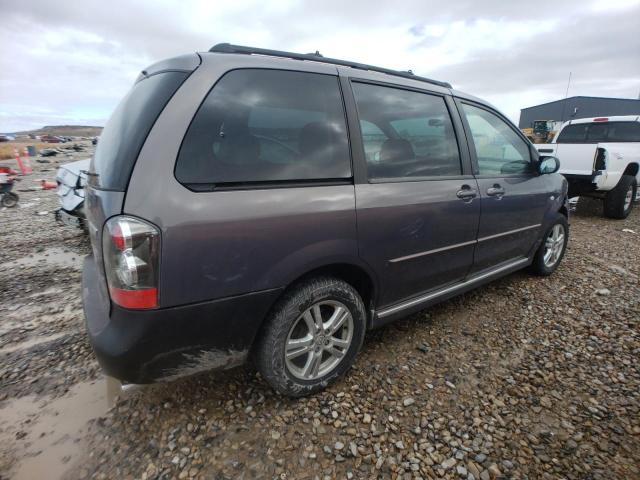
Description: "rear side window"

(175, 69), (350, 186)
(557, 121), (640, 143)
(91, 71), (189, 190)
(556, 124), (588, 143)
(601, 122), (640, 142)
(351, 82), (461, 179)
(586, 123), (608, 142)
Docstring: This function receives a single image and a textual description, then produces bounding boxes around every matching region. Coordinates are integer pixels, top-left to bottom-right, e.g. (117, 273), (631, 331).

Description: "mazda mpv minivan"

(83, 43), (569, 396)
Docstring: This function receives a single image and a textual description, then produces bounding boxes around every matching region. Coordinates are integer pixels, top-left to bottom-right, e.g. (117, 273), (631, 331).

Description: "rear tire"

(529, 213), (568, 276)
(255, 276), (366, 397)
(603, 175), (636, 219)
(1, 192), (18, 208)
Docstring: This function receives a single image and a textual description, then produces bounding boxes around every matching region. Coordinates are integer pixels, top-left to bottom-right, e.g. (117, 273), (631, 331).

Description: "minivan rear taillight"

(102, 216), (160, 309)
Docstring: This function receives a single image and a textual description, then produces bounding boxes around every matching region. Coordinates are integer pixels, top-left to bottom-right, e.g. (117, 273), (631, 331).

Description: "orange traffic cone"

(14, 148), (27, 175)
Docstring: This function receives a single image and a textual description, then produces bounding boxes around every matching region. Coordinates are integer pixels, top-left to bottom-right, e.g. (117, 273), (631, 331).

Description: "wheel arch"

(559, 205), (569, 218)
(248, 261), (378, 364)
(257, 260), (378, 338)
(622, 162), (639, 177)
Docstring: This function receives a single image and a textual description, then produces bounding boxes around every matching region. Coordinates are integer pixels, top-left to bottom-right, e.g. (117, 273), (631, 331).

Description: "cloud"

(0, 0), (638, 131)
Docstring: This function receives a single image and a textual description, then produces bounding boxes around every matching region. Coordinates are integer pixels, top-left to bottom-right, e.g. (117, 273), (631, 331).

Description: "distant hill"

(15, 125), (103, 137)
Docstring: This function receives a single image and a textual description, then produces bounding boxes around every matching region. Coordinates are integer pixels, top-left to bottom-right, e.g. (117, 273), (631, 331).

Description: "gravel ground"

(0, 154), (638, 480)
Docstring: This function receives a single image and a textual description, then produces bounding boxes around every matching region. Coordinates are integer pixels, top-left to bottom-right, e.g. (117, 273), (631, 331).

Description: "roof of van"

(207, 43), (453, 90)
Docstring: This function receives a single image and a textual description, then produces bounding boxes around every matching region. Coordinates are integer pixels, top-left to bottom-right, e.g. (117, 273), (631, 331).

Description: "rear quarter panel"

(596, 142), (640, 189)
(123, 54), (360, 307)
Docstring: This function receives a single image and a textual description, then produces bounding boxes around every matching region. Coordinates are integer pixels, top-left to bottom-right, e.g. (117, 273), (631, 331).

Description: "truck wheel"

(529, 213), (568, 276)
(604, 175), (637, 219)
(255, 276), (366, 397)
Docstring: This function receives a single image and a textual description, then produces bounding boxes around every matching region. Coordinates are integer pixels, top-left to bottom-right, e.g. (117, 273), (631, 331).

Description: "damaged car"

(82, 44), (569, 397)
(55, 158), (90, 230)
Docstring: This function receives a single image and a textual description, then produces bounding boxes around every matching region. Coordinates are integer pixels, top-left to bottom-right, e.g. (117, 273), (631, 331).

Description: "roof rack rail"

(209, 43), (452, 89)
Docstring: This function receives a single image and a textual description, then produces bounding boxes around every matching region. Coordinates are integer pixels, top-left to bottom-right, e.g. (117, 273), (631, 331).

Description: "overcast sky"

(1, 0), (639, 132)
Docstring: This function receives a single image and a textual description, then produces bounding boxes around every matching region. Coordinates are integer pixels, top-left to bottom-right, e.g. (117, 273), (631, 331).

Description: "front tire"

(255, 276), (366, 397)
(603, 175), (637, 219)
(530, 214), (568, 276)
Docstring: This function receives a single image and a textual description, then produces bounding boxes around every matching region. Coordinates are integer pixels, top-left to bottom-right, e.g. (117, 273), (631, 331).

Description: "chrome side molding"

(377, 257), (529, 318)
(389, 224), (541, 264)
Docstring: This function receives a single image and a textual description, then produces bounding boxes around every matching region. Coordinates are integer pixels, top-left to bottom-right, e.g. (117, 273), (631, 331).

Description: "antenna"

(559, 72), (572, 122)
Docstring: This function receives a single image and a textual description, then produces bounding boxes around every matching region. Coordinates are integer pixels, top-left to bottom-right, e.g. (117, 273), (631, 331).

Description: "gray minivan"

(83, 44), (569, 396)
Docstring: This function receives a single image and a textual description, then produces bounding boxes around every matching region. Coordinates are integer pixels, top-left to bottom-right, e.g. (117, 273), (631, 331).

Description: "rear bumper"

(563, 173), (602, 197)
(82, 256), (282, 383)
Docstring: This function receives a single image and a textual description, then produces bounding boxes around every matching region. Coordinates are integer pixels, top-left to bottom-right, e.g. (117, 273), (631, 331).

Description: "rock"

(349, 442), (358, 457)
(441, 457), (457, 469)
(403, 397), (415, 407)
(467, 461), (480, 479)
(363, 413), (372, 424)
(488, 464), (501, 478)
(474, 453), (487, 464)
(334, 441), (344, 450)
(595, 288), (611, 296)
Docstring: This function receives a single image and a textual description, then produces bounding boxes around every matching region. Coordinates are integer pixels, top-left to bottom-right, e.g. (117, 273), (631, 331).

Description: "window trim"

(556, 121), (640, 144)
(182, 178), (353, 192)
(173, 67), (354, 191)
(454, 98), (537, 178)
(345, 78), (469, 183)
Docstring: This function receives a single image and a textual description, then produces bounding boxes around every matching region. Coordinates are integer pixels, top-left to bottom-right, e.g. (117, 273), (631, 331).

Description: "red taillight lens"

(109, 287), (158, 309)
(593, 117), (609, 122)
(103, 216), (160, 309)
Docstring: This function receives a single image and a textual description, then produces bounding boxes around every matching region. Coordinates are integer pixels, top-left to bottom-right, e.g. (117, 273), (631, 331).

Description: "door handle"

(487, 184), (505, 198)
(456, 185), (477, 202)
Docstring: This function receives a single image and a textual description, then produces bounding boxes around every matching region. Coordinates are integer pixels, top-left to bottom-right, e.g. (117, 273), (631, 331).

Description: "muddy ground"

(0, 149), (638, 480)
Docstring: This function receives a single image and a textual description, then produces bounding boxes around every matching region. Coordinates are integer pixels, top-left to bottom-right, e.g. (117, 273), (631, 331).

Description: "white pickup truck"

(535, 115), (640, 219)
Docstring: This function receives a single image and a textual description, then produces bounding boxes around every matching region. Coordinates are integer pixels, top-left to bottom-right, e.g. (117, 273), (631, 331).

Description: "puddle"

(0, 331), (72, 354)
(0, 376), (127, 480)
(0, 247), (83, 270)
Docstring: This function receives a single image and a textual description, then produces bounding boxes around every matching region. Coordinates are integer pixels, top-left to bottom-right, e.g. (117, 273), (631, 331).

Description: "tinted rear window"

(90, 71), (189, 190)
(556, 124), (588, 143)
(607, 122), (640, 142)
(175, 69), (350, 186)
(556, 121), (640, 144)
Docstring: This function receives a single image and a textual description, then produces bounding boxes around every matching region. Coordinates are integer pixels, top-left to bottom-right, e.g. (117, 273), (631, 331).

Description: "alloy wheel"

(284, 300), (354, 380)
(543, 223), (565, 268)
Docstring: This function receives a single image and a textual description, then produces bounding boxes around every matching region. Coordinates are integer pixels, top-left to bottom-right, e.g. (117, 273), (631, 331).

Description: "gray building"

(518, 96), (640, 128)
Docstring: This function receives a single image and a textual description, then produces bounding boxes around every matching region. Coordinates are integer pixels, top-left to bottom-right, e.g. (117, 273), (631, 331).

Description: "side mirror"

(538, 155), (560, 175)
